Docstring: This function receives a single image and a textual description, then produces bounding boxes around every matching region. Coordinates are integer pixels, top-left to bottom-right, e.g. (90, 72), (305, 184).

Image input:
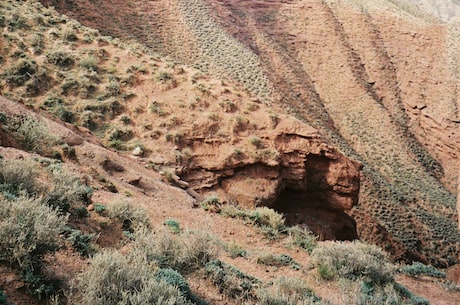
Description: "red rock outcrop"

(182, 117), (362, 240)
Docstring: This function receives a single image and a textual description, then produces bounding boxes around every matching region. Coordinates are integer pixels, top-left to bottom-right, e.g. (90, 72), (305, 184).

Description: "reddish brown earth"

(2, 0), (460, 303)
(40, 0), (460, 267)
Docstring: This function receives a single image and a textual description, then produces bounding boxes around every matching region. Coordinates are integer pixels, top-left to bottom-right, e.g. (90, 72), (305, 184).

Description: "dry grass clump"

(45, 167), (92, 213)
(107, 200), (151, 231)
(0, 194), (68, 298)
(310, 241), (428, 304)
(256, 277), (323, 305)
(311, 241), (393, 283)
(221, 205), (286, 239)
(75, 250), (194, 305)
(1, 114), (58, 155)
(130, 227), (217, 274)
(0, 158), (40, 197)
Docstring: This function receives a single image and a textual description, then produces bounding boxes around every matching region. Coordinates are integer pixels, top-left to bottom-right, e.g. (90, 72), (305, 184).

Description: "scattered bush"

(220, 205), (286, 239)
(249, 136), (264, 149)
(76, 250), (193, 305)
(256, 253), (301, 270)
(0, 158), (40, 197)
(131, 227), (217, 274)
(0, 195), (67, 298)
(257, 277), (321, 305)
(399, 262), (446, 279)
(108, 201), (151, 231)
(156, 71), (174, 82)
(5, 115), (57, 154)
(200, 195), (220, 211)
(286, 226), (318, 253)
(1, 59), (37, 87)
(310, 241), (393, 284)
(205, 259), (260, 300)
(79, 56), (98, 72)
(0, 195), (67, 266)
(46, 52), (74, 69)
(224, 242), (247, 259)
(45, 168), (92, 214)
(165, 219), (182, 234)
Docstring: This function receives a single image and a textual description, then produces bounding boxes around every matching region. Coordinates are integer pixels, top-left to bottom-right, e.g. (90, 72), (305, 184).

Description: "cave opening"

(268, 187), (358, 241)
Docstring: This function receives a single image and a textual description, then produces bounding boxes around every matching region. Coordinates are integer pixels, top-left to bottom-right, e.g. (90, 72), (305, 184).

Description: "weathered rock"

(132, 146), (143, 156)
(182, 116), (362, 240)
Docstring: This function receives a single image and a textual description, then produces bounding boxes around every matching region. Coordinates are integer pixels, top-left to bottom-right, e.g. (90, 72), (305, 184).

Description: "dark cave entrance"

(269, 187), (358, 241)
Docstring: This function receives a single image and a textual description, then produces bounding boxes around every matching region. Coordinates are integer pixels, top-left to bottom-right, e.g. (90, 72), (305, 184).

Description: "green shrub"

(76, 250), (193, 305)
(310, 241), (393, 284)
(94, 203), (106, 213)
(204, 259), (260, 300)
(165, 219), (181, 234)
(0, 290), (8, 305)
(74, 206), (89, 218)
(7, 14), (27, 31)
(66, 229), (95, 257)
(155, 268), (208, 304)
(399, 262), (446, 279)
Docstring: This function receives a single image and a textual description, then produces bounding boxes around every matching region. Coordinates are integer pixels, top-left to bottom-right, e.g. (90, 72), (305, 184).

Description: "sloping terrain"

(1, 0), (460, 304)
(39, 0), (460, 267)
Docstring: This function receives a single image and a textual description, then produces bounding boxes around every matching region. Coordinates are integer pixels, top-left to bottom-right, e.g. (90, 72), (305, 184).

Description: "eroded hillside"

(1, 1), (460, 304)
(38, 0), (460, 267)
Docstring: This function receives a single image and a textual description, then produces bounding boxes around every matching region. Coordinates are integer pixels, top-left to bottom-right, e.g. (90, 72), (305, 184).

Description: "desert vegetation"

(0, 0), (459, 304)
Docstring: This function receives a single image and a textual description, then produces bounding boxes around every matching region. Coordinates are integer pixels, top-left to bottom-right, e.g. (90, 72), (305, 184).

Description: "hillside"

(38, 0), (460, 266)
(0, 0), (460, 304)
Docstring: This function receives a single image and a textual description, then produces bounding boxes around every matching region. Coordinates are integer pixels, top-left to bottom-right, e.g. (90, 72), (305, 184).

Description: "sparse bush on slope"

(0, 158), (40, 197)
(310, 241), (429, 305)
(257, 277), (323, 305)
(130, 227), (217, 273)
(76, 250), (194, 305)
(0, 194), (68, 298)
(1, 114), (58, 155)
